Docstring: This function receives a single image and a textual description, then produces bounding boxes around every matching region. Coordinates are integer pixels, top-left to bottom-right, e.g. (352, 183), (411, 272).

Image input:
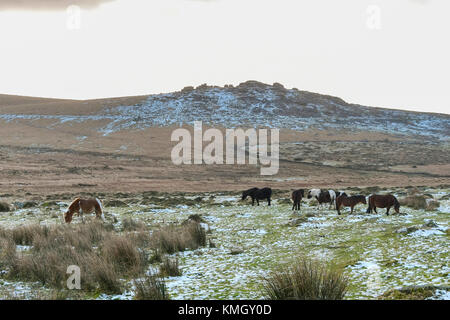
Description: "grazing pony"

(334, 191), (348, 209)
(64, 198), (104, 223)
(366, 194), (400, 215)
(291, 189), (305, 211)
(242, 187), (272, 206)
(334, 191), (348, 199)
(307, 189), (336, 209)
(336, 195), (366, 215)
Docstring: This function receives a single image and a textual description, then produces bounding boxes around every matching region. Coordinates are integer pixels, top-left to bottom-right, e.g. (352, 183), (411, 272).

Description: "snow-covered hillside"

(1, 81), (449, 140)
(103, 81), (450, 139)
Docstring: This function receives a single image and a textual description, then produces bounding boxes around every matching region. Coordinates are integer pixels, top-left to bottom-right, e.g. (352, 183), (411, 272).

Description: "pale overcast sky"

(0, 0), (448, 114)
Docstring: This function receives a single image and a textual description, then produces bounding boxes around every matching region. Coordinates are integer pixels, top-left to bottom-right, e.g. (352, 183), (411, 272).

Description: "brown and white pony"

(307, 189), (337, 209)
(64, 198), (104, 223)
(336, 195), (366, 215)
(366, 194), (400, 215)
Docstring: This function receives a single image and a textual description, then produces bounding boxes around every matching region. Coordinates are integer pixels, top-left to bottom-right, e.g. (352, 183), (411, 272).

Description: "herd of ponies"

(242, 187), (400, 215)
(62, 187), (401, 224)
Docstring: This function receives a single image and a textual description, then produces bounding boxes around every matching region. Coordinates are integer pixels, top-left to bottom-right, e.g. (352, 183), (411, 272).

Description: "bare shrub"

(261, 257), (349, 300)
(134, 274), (169, 300)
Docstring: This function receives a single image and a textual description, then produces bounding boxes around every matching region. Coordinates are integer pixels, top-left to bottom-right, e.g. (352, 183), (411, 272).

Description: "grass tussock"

(11, 224), (50, 246)
(133, 274), (170, 300)
(399, 195), (427, 210)
(159, 257), (182, 277)
(0, 201), (10, 212)
(101, 235), (146, 275)
(425, 200), (440, 211)
(150, 221), (207, 254)
(0, 237), (16, 269)
(261, 257), (349, 300)
(378, 285), (449, 300)
(122, 217), (146, 232)
(0, 222), (149, 295)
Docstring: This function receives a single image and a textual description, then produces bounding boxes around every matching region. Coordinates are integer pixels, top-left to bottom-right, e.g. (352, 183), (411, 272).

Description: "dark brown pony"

(366, 194), (400, 215)
(64, 198), (104, 223)
(242, 187), (272, 206)
(291, 189), (305, 211)
(336, 195), (366, 215)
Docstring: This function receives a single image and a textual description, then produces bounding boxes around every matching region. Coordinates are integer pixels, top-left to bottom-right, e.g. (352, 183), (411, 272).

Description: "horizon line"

(1, 82), (448, 116)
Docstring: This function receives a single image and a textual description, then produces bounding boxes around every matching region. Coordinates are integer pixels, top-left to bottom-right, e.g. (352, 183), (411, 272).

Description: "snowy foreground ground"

(0, 187), (448, 300)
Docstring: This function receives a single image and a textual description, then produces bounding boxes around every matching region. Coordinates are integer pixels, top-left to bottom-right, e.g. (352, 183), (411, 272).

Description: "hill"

(0, 81), (448, 195)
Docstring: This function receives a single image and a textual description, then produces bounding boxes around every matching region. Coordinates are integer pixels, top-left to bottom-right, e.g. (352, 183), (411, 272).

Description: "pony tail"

(366, 196), (372, 213)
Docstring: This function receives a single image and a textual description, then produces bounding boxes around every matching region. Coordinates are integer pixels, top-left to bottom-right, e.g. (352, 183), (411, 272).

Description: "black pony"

(291, 189), (305, 211)
(242, 187), (272, 206)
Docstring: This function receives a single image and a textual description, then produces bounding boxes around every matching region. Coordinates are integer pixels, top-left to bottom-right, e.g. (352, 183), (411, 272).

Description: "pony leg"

(386, 207), (390, 216)
(292, 202), (296, 211)
(350, 206), (354, 214)
(96, 211), (105, 221)
(268, 198), (271, 206)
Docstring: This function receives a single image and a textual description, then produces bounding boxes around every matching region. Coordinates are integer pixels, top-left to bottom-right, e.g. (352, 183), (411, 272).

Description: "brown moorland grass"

(0, 219), (208, 297)
(159, 257), (182, 277)
(425, 200), (440, 211)
(399, 195), (428, 210)
(122, 217), (146, 232)
(0, 201), (10, 212)
(150, 221), (207, 254)
(261, 257), (349, 300)
(133, 273), (169, 300)
(0, 222), (146, 294)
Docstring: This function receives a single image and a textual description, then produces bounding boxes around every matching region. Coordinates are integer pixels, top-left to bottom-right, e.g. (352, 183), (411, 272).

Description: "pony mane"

(68, 198), (81, 210)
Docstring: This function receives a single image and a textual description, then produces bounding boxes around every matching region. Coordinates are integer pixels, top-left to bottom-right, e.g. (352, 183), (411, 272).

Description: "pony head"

(64, 198), (80, 224)
(64, 211), (74, 223)
(360, 195), (367, 204)
(242, 191), (249, 200)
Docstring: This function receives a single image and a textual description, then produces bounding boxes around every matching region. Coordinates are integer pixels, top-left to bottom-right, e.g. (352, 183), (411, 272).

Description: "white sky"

(0, 0), (448, 114)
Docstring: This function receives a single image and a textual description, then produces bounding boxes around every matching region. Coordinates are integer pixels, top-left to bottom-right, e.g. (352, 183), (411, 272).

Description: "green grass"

(0, 188), (448, 300)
